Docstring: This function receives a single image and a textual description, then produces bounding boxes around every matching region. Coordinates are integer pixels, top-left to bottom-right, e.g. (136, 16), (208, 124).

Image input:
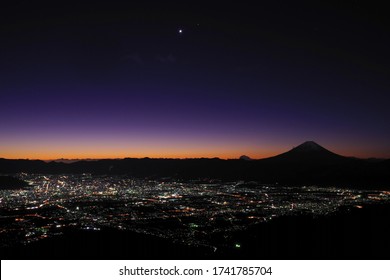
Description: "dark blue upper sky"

(1, 1), (389, 159)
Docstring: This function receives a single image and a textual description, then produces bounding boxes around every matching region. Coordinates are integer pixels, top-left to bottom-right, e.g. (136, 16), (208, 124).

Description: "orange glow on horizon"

(0, 137), (286, 160)
(1, 138), (388, 160)
(1, 148), (385, 160)
(0, 150), (281, 161)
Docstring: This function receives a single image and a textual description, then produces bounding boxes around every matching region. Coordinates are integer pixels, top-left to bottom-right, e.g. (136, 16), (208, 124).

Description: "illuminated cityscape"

(1, 173), (389, 252)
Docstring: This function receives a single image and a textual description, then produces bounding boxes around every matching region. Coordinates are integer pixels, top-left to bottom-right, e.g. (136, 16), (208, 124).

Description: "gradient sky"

(1, 1), (390, 159)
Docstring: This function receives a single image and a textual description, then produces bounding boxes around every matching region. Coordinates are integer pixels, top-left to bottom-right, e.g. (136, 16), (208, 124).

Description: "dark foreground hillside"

(0, 176), (28, 190)
(2, 203), (390, 260)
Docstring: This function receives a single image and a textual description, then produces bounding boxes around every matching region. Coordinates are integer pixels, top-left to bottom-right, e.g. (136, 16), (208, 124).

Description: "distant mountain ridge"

(1, 142), (389, 189)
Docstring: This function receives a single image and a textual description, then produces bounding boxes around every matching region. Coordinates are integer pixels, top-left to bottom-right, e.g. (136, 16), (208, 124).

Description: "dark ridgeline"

(0, 176), (29, 190)
(0, 141), (389, 188)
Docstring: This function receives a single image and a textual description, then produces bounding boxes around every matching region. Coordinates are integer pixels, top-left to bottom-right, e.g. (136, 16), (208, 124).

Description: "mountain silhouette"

(264, 141), (351, 164)
(239, 155), (252, 161)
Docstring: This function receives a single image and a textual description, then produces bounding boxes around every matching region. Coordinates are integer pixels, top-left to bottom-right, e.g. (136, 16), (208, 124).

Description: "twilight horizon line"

(2, 141), (389, 161)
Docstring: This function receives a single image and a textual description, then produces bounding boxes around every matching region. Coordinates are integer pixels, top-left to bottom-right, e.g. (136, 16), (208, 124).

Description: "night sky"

(1, 1), (389, 159)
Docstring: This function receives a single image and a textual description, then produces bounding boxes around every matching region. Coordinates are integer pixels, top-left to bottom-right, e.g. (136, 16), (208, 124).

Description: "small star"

(178, 29), (183, 34)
